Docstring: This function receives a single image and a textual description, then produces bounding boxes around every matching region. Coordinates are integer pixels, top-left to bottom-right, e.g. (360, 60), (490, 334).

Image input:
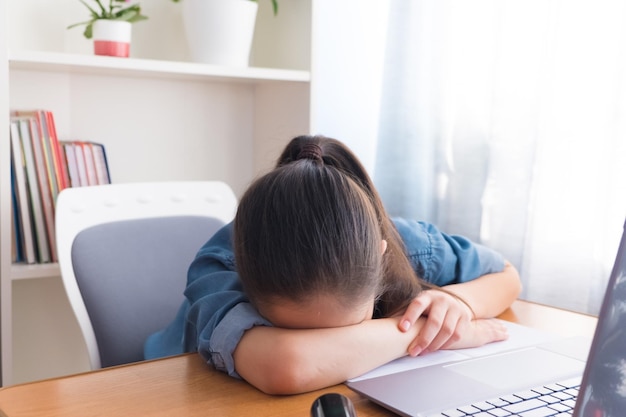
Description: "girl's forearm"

(444, 261), (522, 319)
(233, 317), (423, 395)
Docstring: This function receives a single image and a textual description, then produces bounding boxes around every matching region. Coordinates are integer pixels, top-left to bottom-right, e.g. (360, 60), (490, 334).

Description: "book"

(10, 120), (36, 264)
(61, 141), (112, 187)
(17, 117), (51, 263)
(11, 150), (24, 263)
(21, 116), (57, 263)
(14, 110), (61, 203)
(12, 109), (73, 262)
(61, 142), (81, 188)
(91, 143), (111, 185)
(72, 143), (90, 187)
(46, 111), (70, 191)
(80, 142), (99, 186)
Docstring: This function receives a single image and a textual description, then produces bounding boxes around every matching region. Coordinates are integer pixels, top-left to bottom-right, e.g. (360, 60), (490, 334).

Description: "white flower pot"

(93, 20), (132, 58)
(182, 0), (258, 67)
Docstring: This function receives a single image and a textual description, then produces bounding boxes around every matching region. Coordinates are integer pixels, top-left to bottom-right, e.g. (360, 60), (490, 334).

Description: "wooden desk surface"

(0, 300), (597, 417)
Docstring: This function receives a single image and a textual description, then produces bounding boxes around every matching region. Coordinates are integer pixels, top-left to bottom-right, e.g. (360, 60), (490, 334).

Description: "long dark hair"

(234, 135), (430, 317)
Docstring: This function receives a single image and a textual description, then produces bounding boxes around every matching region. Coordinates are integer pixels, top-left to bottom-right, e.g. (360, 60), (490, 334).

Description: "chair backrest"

(55, 181), (237, 369)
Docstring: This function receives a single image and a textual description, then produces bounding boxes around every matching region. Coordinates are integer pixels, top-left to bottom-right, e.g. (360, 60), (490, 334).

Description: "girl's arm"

(444, 260), (522, 318)
(234, 317), (418, 394)
(399, 261), (521, 356)
(233, 316), (507, 395)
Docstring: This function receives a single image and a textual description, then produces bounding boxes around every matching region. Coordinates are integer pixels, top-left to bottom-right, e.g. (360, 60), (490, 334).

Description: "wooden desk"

(0, 300), (597, 417)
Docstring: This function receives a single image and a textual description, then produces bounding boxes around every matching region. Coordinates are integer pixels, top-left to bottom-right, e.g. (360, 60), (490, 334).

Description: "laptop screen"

(575, 219), (626, 417)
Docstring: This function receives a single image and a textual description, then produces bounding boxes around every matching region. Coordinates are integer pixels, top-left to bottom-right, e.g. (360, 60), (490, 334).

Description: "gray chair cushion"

(71, 215), (224, 367)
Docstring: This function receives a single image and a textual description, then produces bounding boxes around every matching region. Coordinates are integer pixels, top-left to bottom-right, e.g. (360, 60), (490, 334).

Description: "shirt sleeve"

(202, 302), (271, 377)
(181, 222), (271, 378)
(393, 218), (506, 286)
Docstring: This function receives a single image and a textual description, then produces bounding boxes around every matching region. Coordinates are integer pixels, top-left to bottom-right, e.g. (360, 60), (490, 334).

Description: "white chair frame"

(55, 181), (237, 369)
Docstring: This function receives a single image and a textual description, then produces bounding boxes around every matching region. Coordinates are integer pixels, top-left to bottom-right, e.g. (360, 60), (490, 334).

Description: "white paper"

(348, 320), (559, 382)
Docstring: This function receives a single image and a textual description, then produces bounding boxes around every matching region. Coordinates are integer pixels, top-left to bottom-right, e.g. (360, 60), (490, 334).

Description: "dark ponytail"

(275, 135), (431, 317)
(234, 139), (385, 310)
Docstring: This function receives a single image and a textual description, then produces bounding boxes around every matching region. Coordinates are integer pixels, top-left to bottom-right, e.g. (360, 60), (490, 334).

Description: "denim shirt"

(144, 219), (505, 377)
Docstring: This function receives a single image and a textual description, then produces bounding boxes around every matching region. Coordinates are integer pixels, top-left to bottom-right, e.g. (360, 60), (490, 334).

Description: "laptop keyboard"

(428, 376), (581, 417)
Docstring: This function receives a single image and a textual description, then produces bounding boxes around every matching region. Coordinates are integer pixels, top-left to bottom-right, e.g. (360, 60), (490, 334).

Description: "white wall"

(13, 277), (90, 384)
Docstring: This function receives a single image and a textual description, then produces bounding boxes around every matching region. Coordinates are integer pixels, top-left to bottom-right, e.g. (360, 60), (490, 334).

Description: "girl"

(145, 135), (521, 395)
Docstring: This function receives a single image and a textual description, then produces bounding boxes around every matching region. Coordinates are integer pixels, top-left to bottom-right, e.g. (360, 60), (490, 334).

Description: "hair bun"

(297, 143), (324, 163)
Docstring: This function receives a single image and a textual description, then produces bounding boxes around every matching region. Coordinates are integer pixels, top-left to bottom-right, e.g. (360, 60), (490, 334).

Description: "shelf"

(9, 50), (311, 84)
(11, 263), (60, 281)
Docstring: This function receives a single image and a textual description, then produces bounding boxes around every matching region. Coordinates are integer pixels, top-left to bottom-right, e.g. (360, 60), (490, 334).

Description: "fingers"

(400, 290), (471, 355)
(422, 304), (464, 352)
(441, 319), (510, 350)
(398, 292), (433, 332)
(407, 300), (461, 356)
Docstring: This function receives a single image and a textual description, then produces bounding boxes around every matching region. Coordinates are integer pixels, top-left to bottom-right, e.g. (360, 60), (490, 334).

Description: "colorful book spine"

(91, 143), (112, 185)
(10, 167), (23, 263)
(81, 142), (99, 186)
(14, 112), (56, 192)
(17, 117), (51, 263)
(9, 120), (37, 264)
(46, 111), (70, 191)
(25, 116), (57, 263)
(61, 142), (81, 188)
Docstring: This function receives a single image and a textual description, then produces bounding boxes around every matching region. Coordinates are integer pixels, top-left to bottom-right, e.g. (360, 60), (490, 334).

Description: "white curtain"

(373, 0), (626, 314)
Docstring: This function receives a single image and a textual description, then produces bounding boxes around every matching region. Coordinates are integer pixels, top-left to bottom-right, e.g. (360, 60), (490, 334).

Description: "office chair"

(55, 181), (237, 369)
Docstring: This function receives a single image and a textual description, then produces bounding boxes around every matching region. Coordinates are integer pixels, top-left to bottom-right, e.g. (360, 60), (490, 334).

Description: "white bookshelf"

(10, 264), (60, 281)
(9, 50), (311, 83)
(1, 0), (312, 385)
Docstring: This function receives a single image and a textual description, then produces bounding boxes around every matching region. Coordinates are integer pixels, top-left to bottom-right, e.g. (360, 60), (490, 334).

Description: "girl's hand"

(398, 289), (474, 356)
(443, 318), (509, 350)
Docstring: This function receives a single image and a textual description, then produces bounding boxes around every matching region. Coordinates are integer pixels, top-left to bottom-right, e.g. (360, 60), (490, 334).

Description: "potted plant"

(172, 0), (279, 67)
(67, 0), (149, 57)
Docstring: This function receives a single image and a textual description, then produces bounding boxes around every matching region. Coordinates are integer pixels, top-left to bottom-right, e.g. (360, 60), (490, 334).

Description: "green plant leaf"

(114, 6), (148, 22)
(67, 19), (96, 30)
(126, 14), (149, 23)
(92, 0), (108, 17)
(67, 0), (150, 39)
(77, 0), (100, 18)
(84, 22), (94, 39)
(114, 7), (138, 19)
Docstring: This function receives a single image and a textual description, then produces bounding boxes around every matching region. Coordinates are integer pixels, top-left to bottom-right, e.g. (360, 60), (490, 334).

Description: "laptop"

(347, 219), (626, 417)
